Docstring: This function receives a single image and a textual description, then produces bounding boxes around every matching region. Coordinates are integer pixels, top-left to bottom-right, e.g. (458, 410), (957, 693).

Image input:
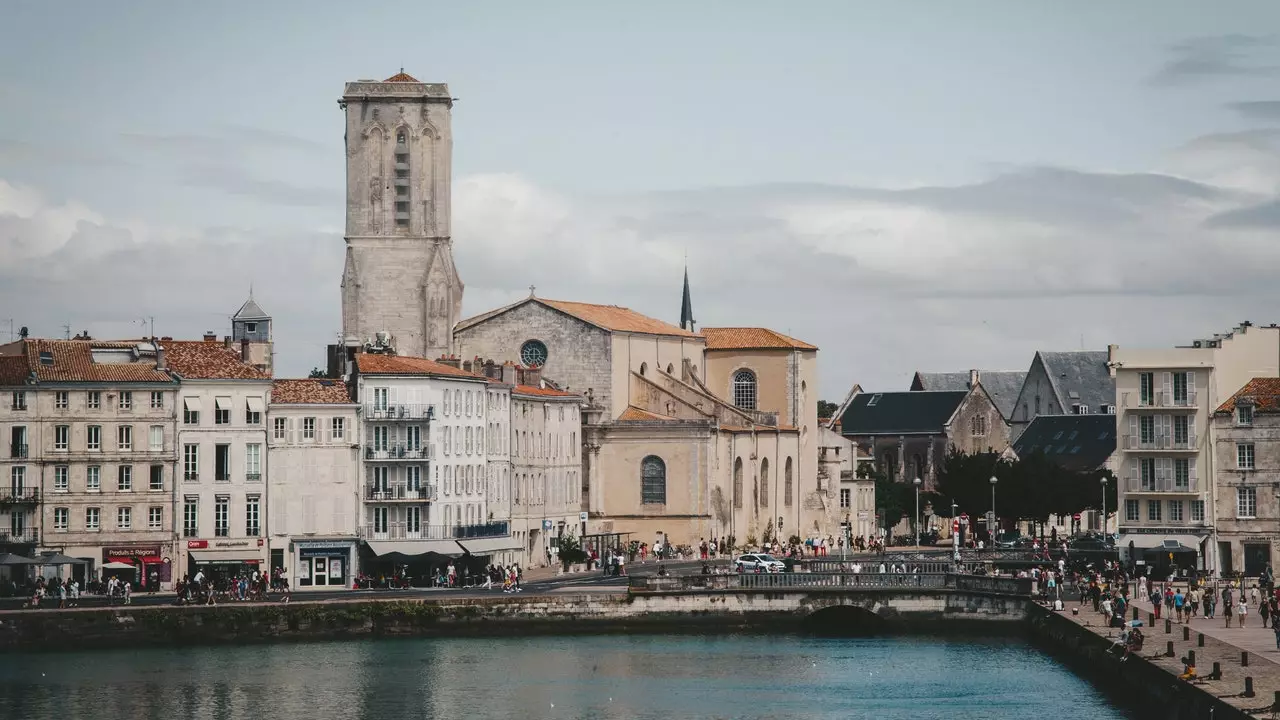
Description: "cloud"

(7, 128), (1280, 396)
(1226, 100), (1280, 121)
(1148, 35), (1280, 86)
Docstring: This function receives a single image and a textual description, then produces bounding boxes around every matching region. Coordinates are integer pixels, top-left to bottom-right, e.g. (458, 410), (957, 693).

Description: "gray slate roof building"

(910, 370), (1026, 421)
(233, 295), (270, 321)
(1037, 351), (1114, 413)
(1011, 413), (1116, 473)
(839, 391), (968, 435)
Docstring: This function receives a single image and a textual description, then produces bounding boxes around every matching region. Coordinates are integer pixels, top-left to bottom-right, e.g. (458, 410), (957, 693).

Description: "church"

(333, 71), (837, 551)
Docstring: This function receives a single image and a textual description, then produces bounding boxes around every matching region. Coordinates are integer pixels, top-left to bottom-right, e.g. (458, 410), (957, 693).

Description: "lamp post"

(1100, 476), (1107, 537)
(913, 477), (922, 549)
(989, 475), (998, 545)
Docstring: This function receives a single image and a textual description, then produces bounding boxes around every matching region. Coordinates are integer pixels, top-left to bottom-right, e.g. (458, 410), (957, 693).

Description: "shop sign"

(212, 540), (251, 548)
(187, 540), (209, 549)
(299, 547), (348, 558)
(103, 546), (162, 562)
(542, 520), (553, 531)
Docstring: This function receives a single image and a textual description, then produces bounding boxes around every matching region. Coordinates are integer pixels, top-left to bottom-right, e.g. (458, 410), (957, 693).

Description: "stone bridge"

(626, 573), (1035, 633)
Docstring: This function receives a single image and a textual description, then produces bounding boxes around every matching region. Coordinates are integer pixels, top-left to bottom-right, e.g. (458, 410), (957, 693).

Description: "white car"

(734, 553), (785, 573)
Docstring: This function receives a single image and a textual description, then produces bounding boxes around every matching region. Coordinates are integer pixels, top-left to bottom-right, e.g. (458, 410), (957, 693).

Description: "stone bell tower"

(338, 70), (462, 359)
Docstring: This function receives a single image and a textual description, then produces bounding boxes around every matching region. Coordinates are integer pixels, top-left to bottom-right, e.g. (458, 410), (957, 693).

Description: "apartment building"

(1212, 378), (1280, 577)
(167, 338), (272, 580)
(266, 378), (360, 590)
(350, 351), (514, 568)
(0, 339), (178, 588)
(509, 381), (583, 569)
(1111, 322), (1280, 573)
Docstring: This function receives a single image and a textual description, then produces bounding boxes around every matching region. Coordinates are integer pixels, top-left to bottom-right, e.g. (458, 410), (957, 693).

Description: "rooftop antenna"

(62, 324), (71, 340)
(6, 319), (12, 342)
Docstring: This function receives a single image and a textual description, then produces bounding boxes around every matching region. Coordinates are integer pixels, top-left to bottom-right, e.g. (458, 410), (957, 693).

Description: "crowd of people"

(174, 567), (292, 605)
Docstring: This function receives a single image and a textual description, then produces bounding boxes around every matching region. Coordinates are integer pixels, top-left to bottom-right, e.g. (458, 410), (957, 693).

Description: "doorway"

(312, 557), (329, 586)
(1219, 541), (1234, 576)
(1244, 543), (1271, 577)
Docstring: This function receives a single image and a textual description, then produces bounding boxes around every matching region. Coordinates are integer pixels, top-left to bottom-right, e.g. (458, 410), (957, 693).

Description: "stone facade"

(948, 385), (1012, 456)
(339, 73), (461, 360)
(1211, 378), (1280, 577)
(509, 384), (583, 568)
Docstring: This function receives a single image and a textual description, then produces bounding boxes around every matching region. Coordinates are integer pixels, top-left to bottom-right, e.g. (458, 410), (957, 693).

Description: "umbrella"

(0, 553), (39, 566)
(37, 553), (85, 565)
(101, 561), (136, 570)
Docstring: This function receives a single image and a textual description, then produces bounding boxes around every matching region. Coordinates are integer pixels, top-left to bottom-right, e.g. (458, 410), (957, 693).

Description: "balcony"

(358, 520), (509, 542)
(0, 526), (38, 544)
(1122, 434), (1197, 451)
(1122, 391), (1198, 409)
(364, 483), (438, 502)
(246, 473), (262, 483)
(364, 445), (434, 461)
(365, 403), (435, 422)
(9, 443), (27, 458)
(1124, 476), (1199, 494)
(0, 487), (39, 505)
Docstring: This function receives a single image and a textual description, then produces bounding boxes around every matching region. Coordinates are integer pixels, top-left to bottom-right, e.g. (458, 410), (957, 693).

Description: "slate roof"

(271, 379), (352, 404)
(1038, 351), (1114, 413)
(839, 391), (968, 435)
(354, 353), (487, 380)
(457, 297), (696, 338)
(21, 340), (174, 384)
(911, 371), (1026, 420)
(702, 327), (817, 351)
(1216, 377), (1280, 414)
(163, 341), (271, 380)
(1012, 414), (1116, 472)
(232, 296), (269, 321)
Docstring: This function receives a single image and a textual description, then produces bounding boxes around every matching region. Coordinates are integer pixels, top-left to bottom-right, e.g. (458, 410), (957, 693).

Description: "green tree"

(308, 367), (328, 379)
(818, 400), (839, 419)
(860, 462), (913, 535)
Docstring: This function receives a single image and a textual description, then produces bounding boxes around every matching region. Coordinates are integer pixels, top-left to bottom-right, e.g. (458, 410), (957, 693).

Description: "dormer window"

(245, 322), (257, 333)
(1238, 404), (1254, 427)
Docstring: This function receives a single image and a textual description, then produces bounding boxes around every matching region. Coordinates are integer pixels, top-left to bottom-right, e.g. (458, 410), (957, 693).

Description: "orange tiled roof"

(513, 384), (580, 399)
(271, 379), (351, 404)
(384, 71), (420, 83)
(540, 299), (697, 338)
(618, 406), (674, 421)
(163, 340), (271, 380)
(0, 355), (31, 385)
(1217, 377), (1280, 413)
(23, 339), (174, 384)
(355, 353), (487, 380)
(702, 327), (817, 351)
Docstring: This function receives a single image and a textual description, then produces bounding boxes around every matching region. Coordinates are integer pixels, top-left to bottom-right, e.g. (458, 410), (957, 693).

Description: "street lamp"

(1100, 476), (1107, 537)
(989, 475), (998, 545)
(913, 477), (922, 549)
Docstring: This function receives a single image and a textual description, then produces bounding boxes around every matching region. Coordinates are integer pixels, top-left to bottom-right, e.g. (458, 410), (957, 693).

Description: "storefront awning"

(247, 396), (265, 414)
(183, 396), (202, 413)
(456, 536), (523, 555)
(364, 540), (462, 557)
(190, 549), (262, 565)
(1121, 533), (1208, 550)
(215, 396), (232, 411)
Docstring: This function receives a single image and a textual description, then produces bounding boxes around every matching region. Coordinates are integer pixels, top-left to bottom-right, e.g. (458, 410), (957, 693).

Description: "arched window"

(641, 456), (666, 504)
(912, 453), (924, 480)
(733, 457), (744, 508)
(759, 458), (770, 509)
(394, 129), (410, 227)
(733, 369), (757, 410)
(784, 456), (794, 507)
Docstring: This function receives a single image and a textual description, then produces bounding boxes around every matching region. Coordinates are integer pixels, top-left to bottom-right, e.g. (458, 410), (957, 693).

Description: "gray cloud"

(1149, 34), (1280, 86)
(179, 163), (340, 207)
(1226, 100), (1280, 121)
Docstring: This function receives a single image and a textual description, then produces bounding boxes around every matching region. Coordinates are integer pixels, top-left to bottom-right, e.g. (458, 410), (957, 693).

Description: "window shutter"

(1188, 424), (1196, 449)
(1127, 415), (1138, 446)
(1187, 371), (1196, 398)
(1129, 457), (1138, 481)
(1189, 462), (1197, 486)
(1161, 372), (1172, 403)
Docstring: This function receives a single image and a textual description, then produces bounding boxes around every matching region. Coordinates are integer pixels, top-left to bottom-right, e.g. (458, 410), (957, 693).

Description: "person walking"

(1238, 597), (1249, 628)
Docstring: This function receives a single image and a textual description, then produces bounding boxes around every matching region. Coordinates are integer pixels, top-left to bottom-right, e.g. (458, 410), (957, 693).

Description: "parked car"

(734, 553), (785, 573)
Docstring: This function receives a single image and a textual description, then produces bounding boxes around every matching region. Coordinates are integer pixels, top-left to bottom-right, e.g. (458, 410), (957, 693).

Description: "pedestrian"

(1274, 621), (1280, 650)
(1262, 595), (1272, 628)
(1174, 588), (1185, 623)
(1238, 598), (1249, 628)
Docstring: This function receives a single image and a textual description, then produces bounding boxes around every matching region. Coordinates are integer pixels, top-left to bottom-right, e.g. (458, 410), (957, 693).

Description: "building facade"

(0, 339), (178, 587)
(266, 379), (360, 590)
(1212, 378), (1280, 578)
(339, 71), (462, 360)
(167, 340), (273, 581)
(1008, 350), (1116, 441)
(1112, 322), (1280, 572)
(510, 382), (583, 568)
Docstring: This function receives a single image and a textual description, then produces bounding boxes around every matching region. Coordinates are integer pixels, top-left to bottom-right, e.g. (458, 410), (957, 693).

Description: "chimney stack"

(437, 355), (461, 369)
(969, 369), (979, 388)
(203, 332), (217, 342)
(240, 338), (250, 363)
(502, 361), (517, 385)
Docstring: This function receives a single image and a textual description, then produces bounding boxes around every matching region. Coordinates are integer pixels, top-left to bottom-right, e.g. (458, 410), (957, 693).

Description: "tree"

(859, 462), (913, 535)
(308, 367), (327, 379)
(818, 400), (839, 420)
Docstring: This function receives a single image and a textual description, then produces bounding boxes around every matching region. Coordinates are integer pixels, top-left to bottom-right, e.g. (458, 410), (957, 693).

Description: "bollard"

(1198, 633), (1204, 647)
(1188, 650), (1195, 667)
(1183, 625), (1190, 641)
(1149, 612), (1155, 625)
(1242, 651), (1249, 667)
(1133, 607), (1139, 621)
(1165, 618), (1172, 634)
(1244, 677), (1255, 698)
(1166, 640), (1175, 657)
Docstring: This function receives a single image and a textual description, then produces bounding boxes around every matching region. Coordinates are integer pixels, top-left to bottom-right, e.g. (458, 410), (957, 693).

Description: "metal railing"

(364, 445), (434, 461)
(1122, 391), (1198, 409)
(364, 483), (438, 502)
(10, 443), (27, 458)
(358, 520), (509, 542)
(1124, 476), (1198, 493)
(365, 404), (436, 421)
(0, 487), (39, 503)
(1122, 434), (1197, 451)
(0, 527), (39, 544)
(628, 572), (1032, 595)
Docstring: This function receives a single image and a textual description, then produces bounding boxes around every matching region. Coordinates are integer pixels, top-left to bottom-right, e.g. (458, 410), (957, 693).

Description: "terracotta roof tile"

(0, 355), (31, 385)
(355, 353), (488, 380)
(1217, 377), (1280, 414)
(163, 340), (271, 380)
(513, 384), (580, 399)
(384, 71), (420, 83)
(23, 339), (174, 384)
(702, 327), (817, 351)
(540, 299), (697, 338)
(618, 406), (674, 422)
(271, 379), (352, 404)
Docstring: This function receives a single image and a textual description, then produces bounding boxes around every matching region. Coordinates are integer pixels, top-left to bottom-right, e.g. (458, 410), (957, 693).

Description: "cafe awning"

(183, 396), (202, 413)
(246, 396), (265, 414)
(455, 536), (523, 555)
(364, 540), (462, 557)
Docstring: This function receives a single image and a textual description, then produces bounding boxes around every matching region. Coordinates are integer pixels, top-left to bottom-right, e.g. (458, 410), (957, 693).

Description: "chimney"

(154, 343), (166, 370)
(969, 369), (979, 388)
(437, 355), (461, 369)
(224, 336), (234, 350)
(519, 365), (542, 387)
(1107, 343), (1118, 364)
(240, 338), (250, 363)
(462, 359), (473, 373)
(502, 361), (517, 385)
(203, 331), (217, 342)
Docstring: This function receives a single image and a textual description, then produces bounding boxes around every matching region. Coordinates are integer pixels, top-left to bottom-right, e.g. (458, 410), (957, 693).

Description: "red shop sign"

(187, 540), (209, 549)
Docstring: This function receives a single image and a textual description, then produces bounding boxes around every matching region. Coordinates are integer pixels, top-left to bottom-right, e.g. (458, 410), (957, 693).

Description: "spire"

(680, 265), (695, 332)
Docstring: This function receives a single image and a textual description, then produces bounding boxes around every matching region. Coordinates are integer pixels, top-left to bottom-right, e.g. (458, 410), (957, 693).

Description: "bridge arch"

(802, 603), (889, 636)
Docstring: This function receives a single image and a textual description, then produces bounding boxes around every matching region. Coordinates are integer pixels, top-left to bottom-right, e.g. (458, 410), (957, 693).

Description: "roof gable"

(911, 370), (1026, 420)
(233, 296), (269, 321)
(1037, 351), (1114, 413)
(1012, 414), (1116, 472)
(457, 297), (697, 338)
(839, 391), (968, 435)
(1217, 377), (1280, 414)
(163, 341), (271, 380)
(384, 71), (420, 82)
(702, 327), (817, 351)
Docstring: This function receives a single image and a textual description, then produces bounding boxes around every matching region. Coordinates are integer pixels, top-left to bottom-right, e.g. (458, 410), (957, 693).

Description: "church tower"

(339, 71), (463, 359)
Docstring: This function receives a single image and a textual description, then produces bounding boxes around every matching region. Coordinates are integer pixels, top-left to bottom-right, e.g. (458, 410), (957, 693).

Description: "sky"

(4, 2), (1280, 400)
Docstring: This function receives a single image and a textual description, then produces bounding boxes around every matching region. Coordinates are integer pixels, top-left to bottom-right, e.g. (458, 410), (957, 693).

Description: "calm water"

(0, 635), (1131, 720)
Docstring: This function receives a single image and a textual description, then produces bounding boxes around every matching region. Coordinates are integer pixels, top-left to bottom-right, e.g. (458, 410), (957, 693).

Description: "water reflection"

(0, 635), (1131, 720)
